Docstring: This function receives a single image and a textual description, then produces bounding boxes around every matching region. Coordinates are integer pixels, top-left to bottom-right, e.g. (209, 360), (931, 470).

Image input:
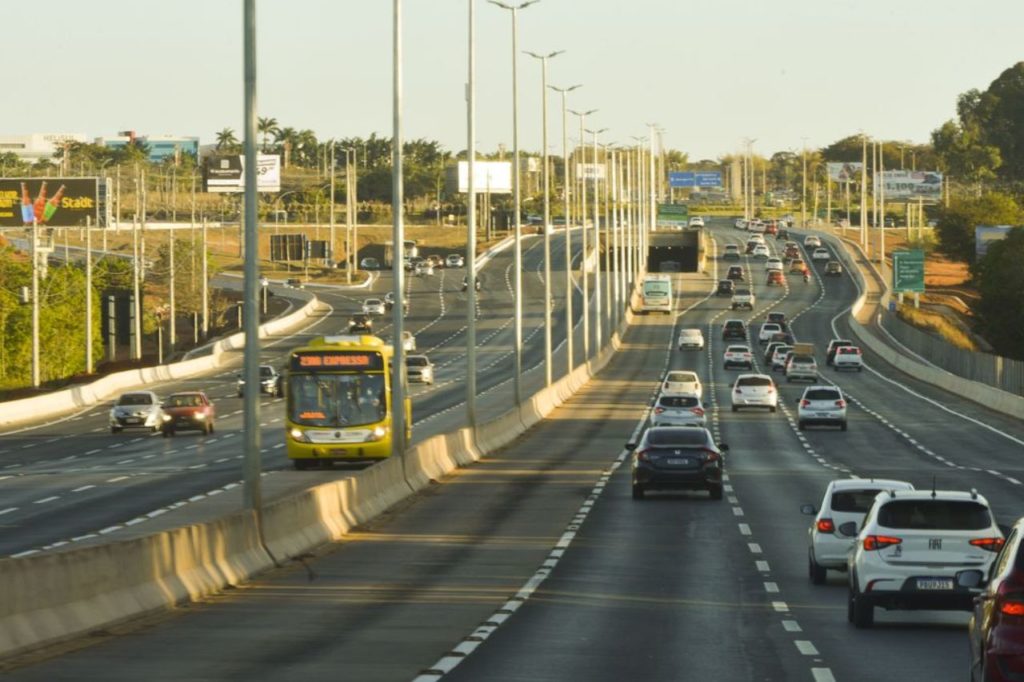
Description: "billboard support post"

(31, 219), (40, 388)
(132, 214), (142, 361)
(85, 216), (93, 375)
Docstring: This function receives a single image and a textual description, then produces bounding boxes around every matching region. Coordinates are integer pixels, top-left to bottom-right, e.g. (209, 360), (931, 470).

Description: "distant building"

(95, 130), (200, 162)
(0, 133), (88, 162)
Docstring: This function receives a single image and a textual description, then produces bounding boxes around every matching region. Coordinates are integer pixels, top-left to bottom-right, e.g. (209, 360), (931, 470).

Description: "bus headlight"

(289, 428), (310, 442)
(365, 426), (388, 442)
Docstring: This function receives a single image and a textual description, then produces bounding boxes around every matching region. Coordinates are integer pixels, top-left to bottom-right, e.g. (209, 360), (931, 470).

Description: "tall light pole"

(586, 127), (607, 354)
(860, 133), (868, 250)
(329, 139), (336, 271)
(550, 84), (580, 374)
(241, 0), (262, 515)
(801, 137), (808, 228)
(646, 124), (658, 235)
(526, 49), (563, 387)
(466, 0), (479, 428)
(489, 0), (537, 407)
(569, 108), (596, 362)
(391, 0), (408, 457)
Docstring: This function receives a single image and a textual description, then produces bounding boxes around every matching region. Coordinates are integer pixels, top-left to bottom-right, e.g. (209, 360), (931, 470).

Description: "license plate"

(125, 418), (141, 424)
(330, 448), (349, 456)
(916, 578), (954, 591)
(816, 412), (832, 417)
(667, 458), (691, 466)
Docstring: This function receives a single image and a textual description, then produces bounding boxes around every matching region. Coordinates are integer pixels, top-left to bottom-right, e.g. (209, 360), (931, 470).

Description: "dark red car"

(765, 270), (785, 286)
(161, 391), (216, 436)
(968, 517), (1024, 681)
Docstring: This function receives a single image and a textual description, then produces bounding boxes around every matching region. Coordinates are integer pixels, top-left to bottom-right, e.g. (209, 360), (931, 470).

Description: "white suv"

(797, 385), (848, 431)
(758, 323), (782, 344)
(802, 478), (915, 584)
(833, 345), (864, 371)
(847, 489), (1004, 628)
(730, 373), (778, 412)
(730, 287), (755, 310)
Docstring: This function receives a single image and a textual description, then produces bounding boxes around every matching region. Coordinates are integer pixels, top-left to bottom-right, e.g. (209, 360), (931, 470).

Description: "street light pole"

(526, 49), (562, 387)
(549, 84), (580, 375)
(391, 0), (408, 458)
(569, 108), (596, 363)
(466, 0), (478, 429)
(488, 0), (537, 407)
(801, 138), (808, 228)
(586, 127), (607, 354)
(329, 139), (336, 271)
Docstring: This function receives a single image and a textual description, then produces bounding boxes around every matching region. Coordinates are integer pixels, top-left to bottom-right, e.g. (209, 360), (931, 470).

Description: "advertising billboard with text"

(876, 170), (942, 200)
(203, 154), (281, 193)
(0, 178), (99, 228)
(827, 162), (863, 183)
(456, 161), (512, 194)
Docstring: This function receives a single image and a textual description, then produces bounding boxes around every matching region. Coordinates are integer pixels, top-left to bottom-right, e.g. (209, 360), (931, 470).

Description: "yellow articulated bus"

(285, 335), (411, 469)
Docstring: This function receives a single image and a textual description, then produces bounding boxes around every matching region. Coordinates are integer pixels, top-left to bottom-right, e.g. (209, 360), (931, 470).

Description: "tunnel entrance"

(647, 229), (701, 273)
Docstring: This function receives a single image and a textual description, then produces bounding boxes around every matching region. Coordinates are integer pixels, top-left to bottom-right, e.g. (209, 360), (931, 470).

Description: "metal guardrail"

(880, 311), (1024, 397)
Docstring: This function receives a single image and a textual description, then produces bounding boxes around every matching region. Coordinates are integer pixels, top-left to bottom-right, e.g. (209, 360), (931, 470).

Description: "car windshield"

(878, 500), (993, 530)
(647, 428), (708, 446)
(259, 367), (274, 377)
(288, 374), (385, 428)
(167, 394), (203, 407)
(117, 394), (153, 406)
(805, 389), (840, 401)
(831, 489), (886, 513)
(726, 345), (748, 353)
(774, 346), (792, 356)
(659, 396), (699, 408)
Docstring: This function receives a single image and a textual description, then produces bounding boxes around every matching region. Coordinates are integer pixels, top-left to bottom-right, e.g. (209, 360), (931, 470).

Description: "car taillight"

(999, 598), (1024, 616)
(800, 399), (811, 407)
(835, 400), (846, 408)
(636, 448), (651, 462)
(817, 519), (835, 533)
(702, 449), (720, 463)
(863, 535), (902, 551)
(969, 537), (1006, 553)
(691, 407), (705, 416)
(653, 407), (665, 415)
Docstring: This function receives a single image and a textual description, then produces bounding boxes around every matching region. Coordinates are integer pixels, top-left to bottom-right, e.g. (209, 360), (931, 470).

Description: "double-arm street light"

(489, 0), (537, 407)
(549, 83), (580, 375)
(569, 108), (597, 363)
(585, 126), (607, 354)
(525, 48), (563, 387)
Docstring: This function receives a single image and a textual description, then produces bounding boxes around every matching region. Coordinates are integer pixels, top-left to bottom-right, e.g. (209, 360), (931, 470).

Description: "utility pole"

(860, 133), (868, 251)
(586, 127), (607, 354)
(569, 108), (596, 362)
(330, 139), (336, 272)
(132, 214), (142, 361)
(801, 138), (808, 228)
(201, 218), (209, 338)
(391, 0), (408, 458)
(31, 219), (40, 387)
(168, 224), (176, 356)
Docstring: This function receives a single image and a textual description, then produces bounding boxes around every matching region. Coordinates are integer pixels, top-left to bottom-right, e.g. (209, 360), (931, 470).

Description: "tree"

(934, 192), (1024, 264)
(970, 63), (1024, 181)
(257, 117), (278, 152)
(215, 128), (239, 151)
(931, 119), (1001, 188)
(972, 227), (1024, 358)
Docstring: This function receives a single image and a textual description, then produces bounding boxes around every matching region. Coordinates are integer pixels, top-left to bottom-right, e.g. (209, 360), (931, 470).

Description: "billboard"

(0, 178), (99, 227)
(270, 234), (306, 261)
(456, 161), (512, 194)
(203, 154), (282, 193)
(576, 163), (607, 181)
(975, 225), (1016, 257)
(668, 171), (722, 188)
(827, 162), (863, 183)
(876, 170), (942, 200)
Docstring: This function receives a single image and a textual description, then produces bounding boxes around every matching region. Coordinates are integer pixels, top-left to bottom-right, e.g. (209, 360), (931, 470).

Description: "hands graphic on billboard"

(20, 181), (67, 225)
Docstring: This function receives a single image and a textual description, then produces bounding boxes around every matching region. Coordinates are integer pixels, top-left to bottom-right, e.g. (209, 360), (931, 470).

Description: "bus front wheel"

(293, 459), (314, 471)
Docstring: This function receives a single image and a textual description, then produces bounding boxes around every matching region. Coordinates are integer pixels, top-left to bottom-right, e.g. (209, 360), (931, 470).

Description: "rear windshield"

(877, 500), (993, 530)
(832, 489), (885, 513)
(260, 367), (274, 377)
(644, 282), (670, 294)
(647, 428), (708, 446)
(726, 346), (749, 353)
(734, 288), (751, 296)
(805, 389), (840, 401)
(792, 355), (815, 364)
(737, 376), (772, 387)
(773, 346), (793, 356)
(667, 372), (697, 382)
(658, 396), (700, 408)
(117, 394), (152, 406)
(724, 321), (744, 329)
(407, 357), (428, 366)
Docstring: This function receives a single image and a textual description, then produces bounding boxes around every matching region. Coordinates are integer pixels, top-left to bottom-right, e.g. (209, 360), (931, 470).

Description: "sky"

(9, 0), (1024, 162)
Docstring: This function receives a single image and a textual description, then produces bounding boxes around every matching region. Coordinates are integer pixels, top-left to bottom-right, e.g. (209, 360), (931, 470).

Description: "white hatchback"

(804, 235), (822, 247)
(802, 478), (915, 584)
(811, 247), (831, 261)
(758, 323), (782, 344)
(677, 328), (705, 351)
(662, 370), (702, 397)
(362, 298), (386, 315)
(797, 385), (848, 431)
(651, 393), (707, 427)
(723, 345), (753, 370)
(833, 345), (864, 371)
(765, 257), (783, 271)
(848, 490), (1004, 628)
(688, 216), (705, 227)
(730, 373), (778, 412)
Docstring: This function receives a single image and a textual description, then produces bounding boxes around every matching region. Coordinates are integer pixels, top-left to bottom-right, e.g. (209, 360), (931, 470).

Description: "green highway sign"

(892, 249), (925, 292)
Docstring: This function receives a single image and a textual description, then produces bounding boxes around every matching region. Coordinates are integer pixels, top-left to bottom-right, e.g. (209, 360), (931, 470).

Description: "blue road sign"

(669, 172), (695, 187)
(695, 171), (722, 188)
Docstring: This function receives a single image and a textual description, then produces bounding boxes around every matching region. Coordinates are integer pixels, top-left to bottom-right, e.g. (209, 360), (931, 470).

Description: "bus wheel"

(293, 459), (313, 471)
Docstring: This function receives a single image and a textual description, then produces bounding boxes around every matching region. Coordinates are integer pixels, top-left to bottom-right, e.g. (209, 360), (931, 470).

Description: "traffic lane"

(1, 307), (677, 681)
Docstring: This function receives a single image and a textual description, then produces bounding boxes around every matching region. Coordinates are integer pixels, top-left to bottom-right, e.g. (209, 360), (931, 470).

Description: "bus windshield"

(644, 281), (670, 296)
(288, 374), (386, 428)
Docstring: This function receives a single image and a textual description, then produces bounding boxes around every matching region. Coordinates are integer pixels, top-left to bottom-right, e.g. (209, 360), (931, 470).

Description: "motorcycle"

(803, 272), (811, 283)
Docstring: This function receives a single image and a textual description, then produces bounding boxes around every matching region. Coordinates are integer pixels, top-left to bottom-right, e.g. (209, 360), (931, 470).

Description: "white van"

(641, 274), (673, 314)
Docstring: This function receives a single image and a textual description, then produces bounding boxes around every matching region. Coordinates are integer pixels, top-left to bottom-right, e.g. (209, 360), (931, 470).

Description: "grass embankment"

(894, 304), (978, 351)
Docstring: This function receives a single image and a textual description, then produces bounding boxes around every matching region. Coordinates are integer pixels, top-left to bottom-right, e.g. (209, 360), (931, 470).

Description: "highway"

(0, 230), (595, 558)
(4, 219), (1024, 681)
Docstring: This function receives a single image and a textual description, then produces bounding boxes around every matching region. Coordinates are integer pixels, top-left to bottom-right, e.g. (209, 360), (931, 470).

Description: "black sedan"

(629, 426), (728, 500)
(348, 313), (373, 333)
(716, 279), (735, 296)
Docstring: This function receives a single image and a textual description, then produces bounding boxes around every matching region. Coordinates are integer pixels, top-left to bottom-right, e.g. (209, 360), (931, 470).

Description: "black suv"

(765, 312), (788, 332)
(726, 265), (744, 281)
(722, 319), (747, 341)
(716, 279), (735, 296)
(348, 313), (373, 333)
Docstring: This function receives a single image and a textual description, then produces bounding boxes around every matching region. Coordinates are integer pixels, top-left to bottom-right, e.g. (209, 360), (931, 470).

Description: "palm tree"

(215, 128), (239, 151)
(274, 127), (298, 168)
(257, 117), (278, 153)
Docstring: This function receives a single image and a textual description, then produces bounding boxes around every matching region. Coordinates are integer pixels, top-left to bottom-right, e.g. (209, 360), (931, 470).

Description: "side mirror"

(800, 504), (816, 516)
(624, 442), (637, 452)
(837, 521), (859, 537)
(717, 443), (729, 452)
(795, 397), (802, 404)
(956, 569), (985, 590)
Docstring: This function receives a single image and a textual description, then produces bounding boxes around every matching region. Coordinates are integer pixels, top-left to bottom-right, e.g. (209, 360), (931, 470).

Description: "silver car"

(651, 393), (707, 427)
(406, 354), (434, 385)
(109, 391), (163, 433)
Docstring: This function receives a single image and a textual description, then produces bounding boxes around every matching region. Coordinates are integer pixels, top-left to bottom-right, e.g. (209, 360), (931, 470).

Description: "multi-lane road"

(4, 219), (1023, 681)
(0, 230), (595, 558)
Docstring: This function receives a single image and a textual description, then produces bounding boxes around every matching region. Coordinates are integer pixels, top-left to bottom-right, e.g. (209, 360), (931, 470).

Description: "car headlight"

(161, 414), (172, 422)
(289, 428), (310, 443)
(195, 413), (206, 420)
(365, 426), (388, 442)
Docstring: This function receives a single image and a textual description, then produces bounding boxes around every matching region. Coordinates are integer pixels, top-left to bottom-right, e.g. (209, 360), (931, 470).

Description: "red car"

(764, 221), (778, 235)
(968, 517), (1024, 681)
(160, 391), (216, 436)
(765, 270), (785, 286)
